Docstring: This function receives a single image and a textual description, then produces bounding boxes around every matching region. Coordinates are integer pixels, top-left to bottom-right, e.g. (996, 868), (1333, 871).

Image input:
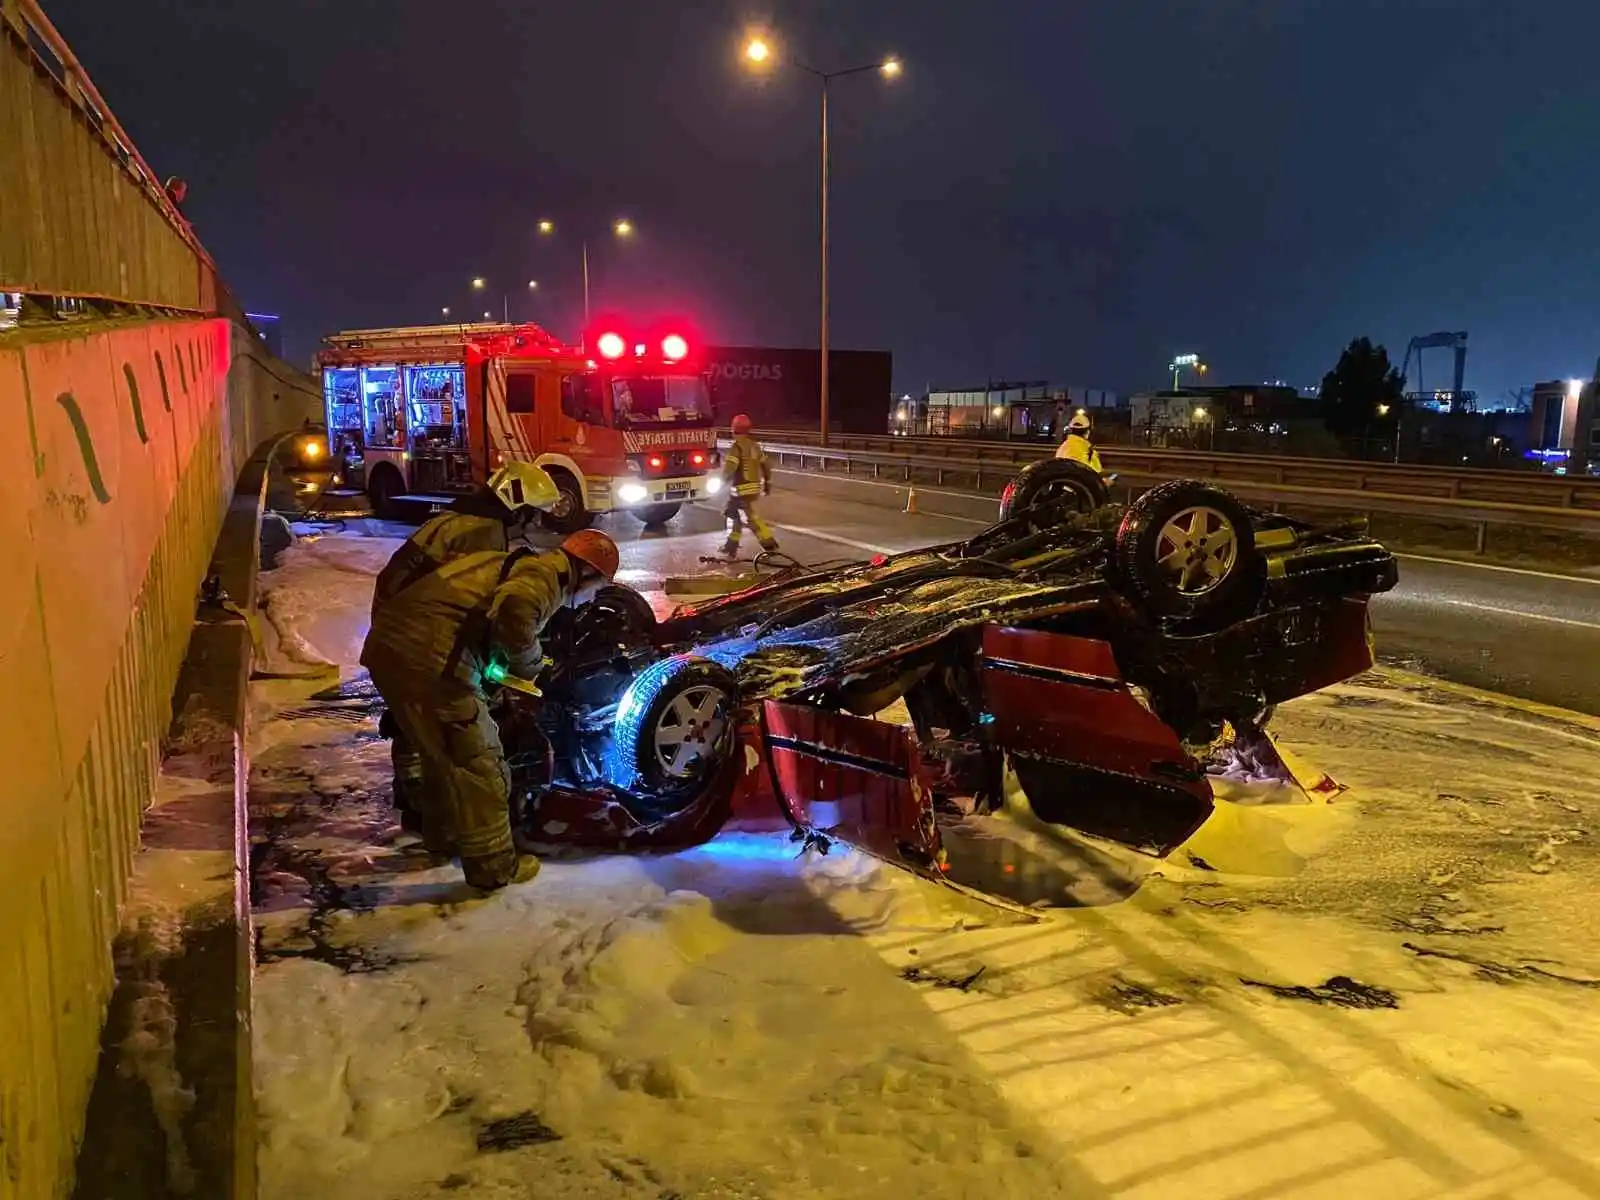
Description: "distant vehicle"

(314, 321), (721, 529)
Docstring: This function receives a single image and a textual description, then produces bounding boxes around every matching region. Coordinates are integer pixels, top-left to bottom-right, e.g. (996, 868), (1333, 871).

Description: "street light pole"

(582, 240), (591, 331)
(819, 75), (831, 446)
(743, 38), (898, 448)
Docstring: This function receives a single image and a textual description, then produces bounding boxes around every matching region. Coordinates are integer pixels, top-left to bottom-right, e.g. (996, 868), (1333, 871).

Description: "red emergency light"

(586, 317), (700, 366)
(647, 454), (666, 470)
(689, 450), (707, 467)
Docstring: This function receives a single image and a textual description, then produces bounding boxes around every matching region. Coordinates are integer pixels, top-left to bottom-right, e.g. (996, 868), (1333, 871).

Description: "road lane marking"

(1396, 552), (1600, 587)
(767, 523), (895, 556)
(1411, 597), (1600, 631)
(772, 467), (994, 521)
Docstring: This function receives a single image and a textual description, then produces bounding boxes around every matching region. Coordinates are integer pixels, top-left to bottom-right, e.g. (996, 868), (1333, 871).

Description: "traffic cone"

(903, 484), (918, 514)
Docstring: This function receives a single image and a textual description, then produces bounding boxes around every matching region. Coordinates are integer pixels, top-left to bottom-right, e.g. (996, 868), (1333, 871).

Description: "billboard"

(702, 346), (892, 435)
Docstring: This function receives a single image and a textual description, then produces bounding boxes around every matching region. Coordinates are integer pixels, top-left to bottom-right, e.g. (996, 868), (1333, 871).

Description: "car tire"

(542, 471), (592, 534)
(367, 464), (405, 520)
(1112, 480), (1260, 621)
(614, 655), (738, 798)
(634, 502), (682, 526)
(594, 584), (657, 638)
(999, 459), (1108, 524)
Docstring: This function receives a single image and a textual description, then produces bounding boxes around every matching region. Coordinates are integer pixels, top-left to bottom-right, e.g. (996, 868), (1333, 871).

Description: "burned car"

(497, 478), (1397, 876)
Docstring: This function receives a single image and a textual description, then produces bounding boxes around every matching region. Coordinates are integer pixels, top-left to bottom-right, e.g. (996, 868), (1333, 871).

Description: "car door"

(761, 700), (943, 873)
(979, 626), (1213, 856)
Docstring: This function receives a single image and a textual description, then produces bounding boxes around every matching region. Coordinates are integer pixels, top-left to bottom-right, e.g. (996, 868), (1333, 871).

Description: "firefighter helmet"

(729, 413), (754, 435)
(560, 529), (620, 581)
(488, 462), (560, 514)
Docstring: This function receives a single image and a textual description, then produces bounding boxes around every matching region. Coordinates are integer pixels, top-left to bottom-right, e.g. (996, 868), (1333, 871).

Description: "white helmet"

(1067, 411), (1092, 434)
(487, 462), (560, 513)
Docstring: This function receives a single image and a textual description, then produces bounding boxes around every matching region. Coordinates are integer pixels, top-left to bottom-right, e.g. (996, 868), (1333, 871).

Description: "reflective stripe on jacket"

(723, 435), (768, 498)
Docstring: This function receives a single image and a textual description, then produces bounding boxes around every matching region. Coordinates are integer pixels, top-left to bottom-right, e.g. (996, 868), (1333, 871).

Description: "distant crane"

(1401, 330), (1474, 411)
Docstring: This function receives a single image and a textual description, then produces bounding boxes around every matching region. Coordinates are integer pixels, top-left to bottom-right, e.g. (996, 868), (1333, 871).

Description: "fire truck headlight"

(618, 483), (649, 504)
(705, 476), (724, 495)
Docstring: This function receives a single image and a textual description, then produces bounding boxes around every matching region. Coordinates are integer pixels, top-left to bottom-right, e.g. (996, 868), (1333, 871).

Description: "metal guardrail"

(758, 427), (1600, 512)
(752, 439), (1600, 551)
(0, 0), (226, 314)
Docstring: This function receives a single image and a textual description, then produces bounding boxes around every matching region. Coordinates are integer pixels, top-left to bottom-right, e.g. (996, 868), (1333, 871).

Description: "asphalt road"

(293, 464), (1600, 715)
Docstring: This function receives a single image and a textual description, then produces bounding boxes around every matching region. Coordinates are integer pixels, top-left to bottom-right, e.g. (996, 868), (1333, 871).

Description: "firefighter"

(720, 413), (778, 557)
(372, 462), (561, 840)
(370, 462), (560, 615)
(361, 542), (620, 895)
(1055, 411), (1105, 475)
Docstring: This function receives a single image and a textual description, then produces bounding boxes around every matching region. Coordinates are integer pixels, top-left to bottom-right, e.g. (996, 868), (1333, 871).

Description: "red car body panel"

(760, 701), (942, 870)
(978, 627), (1215, 856)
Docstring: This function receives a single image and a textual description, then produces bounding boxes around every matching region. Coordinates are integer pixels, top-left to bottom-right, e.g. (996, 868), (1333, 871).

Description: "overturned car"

(496, 477), (1397, 876)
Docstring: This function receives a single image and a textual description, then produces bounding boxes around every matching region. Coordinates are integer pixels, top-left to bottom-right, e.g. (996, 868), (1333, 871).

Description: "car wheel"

(614, 655), (738, 797)
(367, 465), (405, 520)
(594, 584), (657, 638)
(1112, 480), (1260, 620)
(542, 471), (592, 534)
(999, 459), (1108, 524)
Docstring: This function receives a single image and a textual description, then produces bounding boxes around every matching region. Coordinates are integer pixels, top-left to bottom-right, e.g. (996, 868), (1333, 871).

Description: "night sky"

(45, 0), (1600, 401)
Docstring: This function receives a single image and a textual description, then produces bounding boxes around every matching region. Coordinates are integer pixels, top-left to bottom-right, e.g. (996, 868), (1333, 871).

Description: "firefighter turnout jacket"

(1055, 432), (1105, 475)
(362, 547), (574, 691)
(722, 434), (771, 498)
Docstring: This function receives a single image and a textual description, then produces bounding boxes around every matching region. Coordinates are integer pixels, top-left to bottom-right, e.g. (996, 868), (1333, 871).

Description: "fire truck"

(315, 320), (721, 531)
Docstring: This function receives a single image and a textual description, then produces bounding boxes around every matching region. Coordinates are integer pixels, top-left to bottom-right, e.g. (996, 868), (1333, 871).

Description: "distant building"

(1529, 374), (1600, 472)
(247, 312), (284, 358)
(923, 381), (1121, 439)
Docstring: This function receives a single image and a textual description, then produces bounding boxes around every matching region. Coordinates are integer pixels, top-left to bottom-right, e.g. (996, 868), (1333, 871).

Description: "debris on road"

(1240, 974), (1400, 1009)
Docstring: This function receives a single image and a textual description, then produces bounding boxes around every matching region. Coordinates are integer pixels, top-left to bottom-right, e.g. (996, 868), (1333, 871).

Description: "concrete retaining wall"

(0, 317), (317, 1198)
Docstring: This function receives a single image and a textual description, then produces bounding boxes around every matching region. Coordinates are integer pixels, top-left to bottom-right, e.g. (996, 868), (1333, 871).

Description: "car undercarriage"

(488, 478), (1397, 873)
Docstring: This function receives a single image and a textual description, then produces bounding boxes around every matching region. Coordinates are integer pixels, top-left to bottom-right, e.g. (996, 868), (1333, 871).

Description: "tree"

(1318, 337), (1405, 438)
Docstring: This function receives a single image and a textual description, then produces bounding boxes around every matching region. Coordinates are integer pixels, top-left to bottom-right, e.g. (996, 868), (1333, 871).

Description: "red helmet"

(730, 413), (753, 435)
(560, 530), (619, 581)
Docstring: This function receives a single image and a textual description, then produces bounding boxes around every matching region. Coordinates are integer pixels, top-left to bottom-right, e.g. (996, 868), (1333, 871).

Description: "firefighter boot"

(750, 509), (779, 553)
(462, 849), (542, 892)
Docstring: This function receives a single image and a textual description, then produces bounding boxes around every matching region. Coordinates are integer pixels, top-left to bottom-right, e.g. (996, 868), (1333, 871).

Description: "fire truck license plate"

(666, 485), (690, 499)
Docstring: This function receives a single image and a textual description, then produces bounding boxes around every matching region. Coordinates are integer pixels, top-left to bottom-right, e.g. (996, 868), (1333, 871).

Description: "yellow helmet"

(487, 462), (560, 513)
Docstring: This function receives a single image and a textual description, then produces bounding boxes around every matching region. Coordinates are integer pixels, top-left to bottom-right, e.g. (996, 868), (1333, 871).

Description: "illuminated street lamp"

(1375, 401), (1404, 463)
(441, 306), (451, 317)
(536, 217), (636, 333)
(465, 276), (543, 323)
(1170, 353), (1207, 389)
(742, 31), (902, 446)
